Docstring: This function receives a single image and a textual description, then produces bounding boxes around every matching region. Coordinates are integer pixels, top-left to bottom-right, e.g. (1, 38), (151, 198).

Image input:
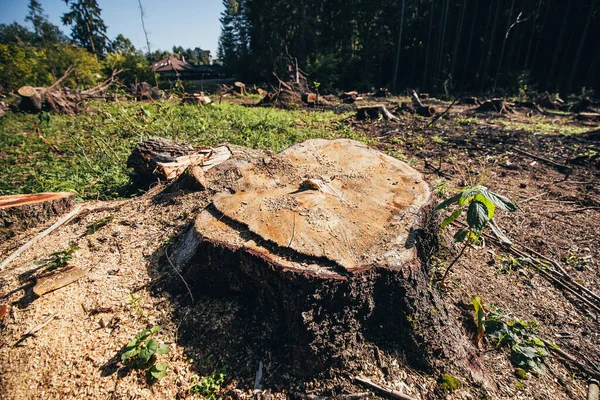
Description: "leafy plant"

(435, 185), (517, 282)
(128, 293), (143, 315)
(34, 244), (79, 271)
(471, 300), (553, 375)
(189, 367), (228, 398)
(121, 326), (170, 380)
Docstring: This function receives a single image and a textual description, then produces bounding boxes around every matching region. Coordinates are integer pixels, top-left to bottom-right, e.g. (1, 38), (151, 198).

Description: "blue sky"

(0, 0), (224, 56)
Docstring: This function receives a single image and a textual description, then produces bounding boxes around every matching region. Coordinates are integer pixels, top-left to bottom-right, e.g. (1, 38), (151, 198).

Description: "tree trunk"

(0, 192), (76, 241)
(171, 139), (486, 381)
(392, 0), (406, 92)
(567, 0), (595, 92)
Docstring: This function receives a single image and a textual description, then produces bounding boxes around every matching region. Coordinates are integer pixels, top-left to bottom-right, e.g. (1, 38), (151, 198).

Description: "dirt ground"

(1, 96), (599, 399)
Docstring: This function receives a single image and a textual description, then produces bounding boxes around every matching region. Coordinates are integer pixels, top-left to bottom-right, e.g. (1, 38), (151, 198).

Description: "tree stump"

(0, 192), (76, 240)
(172, 139), (485, 380)
(17, 86), (43, 113)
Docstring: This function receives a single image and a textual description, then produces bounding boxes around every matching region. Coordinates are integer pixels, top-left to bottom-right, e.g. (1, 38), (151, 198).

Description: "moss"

(438, 373), (461, 391)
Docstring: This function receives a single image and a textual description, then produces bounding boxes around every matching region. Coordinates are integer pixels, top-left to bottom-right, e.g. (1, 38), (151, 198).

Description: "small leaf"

(150, 362), (167, 380)
(435, 193), (461, 211)
(454, 228), (469, 242)
(157, 343), (170, 355)
(470, 295), (486, 342)
(467, 201), (489, 232)
(441, 208), (462, 228)
(150, 325), (162, 334)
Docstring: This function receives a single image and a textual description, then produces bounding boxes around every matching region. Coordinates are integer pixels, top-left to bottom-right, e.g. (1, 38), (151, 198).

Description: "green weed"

(470, 301), (554, 375)
(435, 185), (517, 281)
(121, 325), (170, 381)
(189, 367), (228, 398)
(34, 244), (79, 272)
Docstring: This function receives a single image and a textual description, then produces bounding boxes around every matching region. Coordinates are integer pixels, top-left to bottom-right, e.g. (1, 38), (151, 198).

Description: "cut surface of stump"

(174, 139), (484, 380)
(0, 192), (76, 240)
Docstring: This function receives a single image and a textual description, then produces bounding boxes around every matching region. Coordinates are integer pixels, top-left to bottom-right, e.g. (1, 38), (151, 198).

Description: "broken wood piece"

(354, 376), (417, 400)
(155, 145), (232, 180)
(127, 138), (232, 183)
(14, 310), (59, 346)
(33, 266), (86, 297)
(589, 379), (599, 400)
(0, 204), (82, 272)
(338, 393), (370, 400)
(357, 104), (400, 121)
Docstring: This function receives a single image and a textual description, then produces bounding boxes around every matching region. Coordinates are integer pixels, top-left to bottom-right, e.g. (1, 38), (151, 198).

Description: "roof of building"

(151, 56), (193, 73)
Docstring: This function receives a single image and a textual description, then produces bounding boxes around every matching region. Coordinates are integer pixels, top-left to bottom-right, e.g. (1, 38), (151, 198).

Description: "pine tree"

(61, 0), (109, 56)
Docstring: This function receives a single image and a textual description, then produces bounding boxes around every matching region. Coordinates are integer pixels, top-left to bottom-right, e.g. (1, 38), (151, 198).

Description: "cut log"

(18, 86), (44, 113)
(172, 138), (486, 381)
(0, 192), (76, 241)
(357, 104), (400, 121)
(127, 137), (232, 183)
(301, 92), (317, 104)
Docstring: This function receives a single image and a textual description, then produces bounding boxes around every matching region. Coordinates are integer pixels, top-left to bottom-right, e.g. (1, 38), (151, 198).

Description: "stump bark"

(0, 192), (76, 240)
(171, 139), (485, 380)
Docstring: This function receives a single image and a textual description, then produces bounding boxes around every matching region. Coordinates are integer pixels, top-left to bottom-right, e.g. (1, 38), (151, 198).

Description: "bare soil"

(1, 97), (599, 399)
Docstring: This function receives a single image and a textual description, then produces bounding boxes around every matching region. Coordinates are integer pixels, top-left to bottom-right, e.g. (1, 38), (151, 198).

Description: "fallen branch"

(0, 205), (82, 272)
(354, 376), (417, 400)
(81, 69), (123, 97)
(14, 310), (59, 346)
(513, 147), (572, 173)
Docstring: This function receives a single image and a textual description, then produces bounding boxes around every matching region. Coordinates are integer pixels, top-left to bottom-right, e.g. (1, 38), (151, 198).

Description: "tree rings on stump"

(173, 139), (485, 380)
(0, 192), (76, 240)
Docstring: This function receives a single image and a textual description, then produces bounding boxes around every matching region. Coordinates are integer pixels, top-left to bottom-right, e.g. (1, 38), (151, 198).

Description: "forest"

(219, 0), (599, 95)
(1, 1), (600, 400)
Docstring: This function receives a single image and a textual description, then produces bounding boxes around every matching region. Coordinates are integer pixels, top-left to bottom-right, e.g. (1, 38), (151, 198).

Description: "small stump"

(174, 139), (483, 379)
(0, 192), (75, 240)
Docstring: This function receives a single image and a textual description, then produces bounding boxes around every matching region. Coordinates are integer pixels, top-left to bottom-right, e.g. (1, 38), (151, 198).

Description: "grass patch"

(0, 101), (360, 199)
(490, 117), (590, 135)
